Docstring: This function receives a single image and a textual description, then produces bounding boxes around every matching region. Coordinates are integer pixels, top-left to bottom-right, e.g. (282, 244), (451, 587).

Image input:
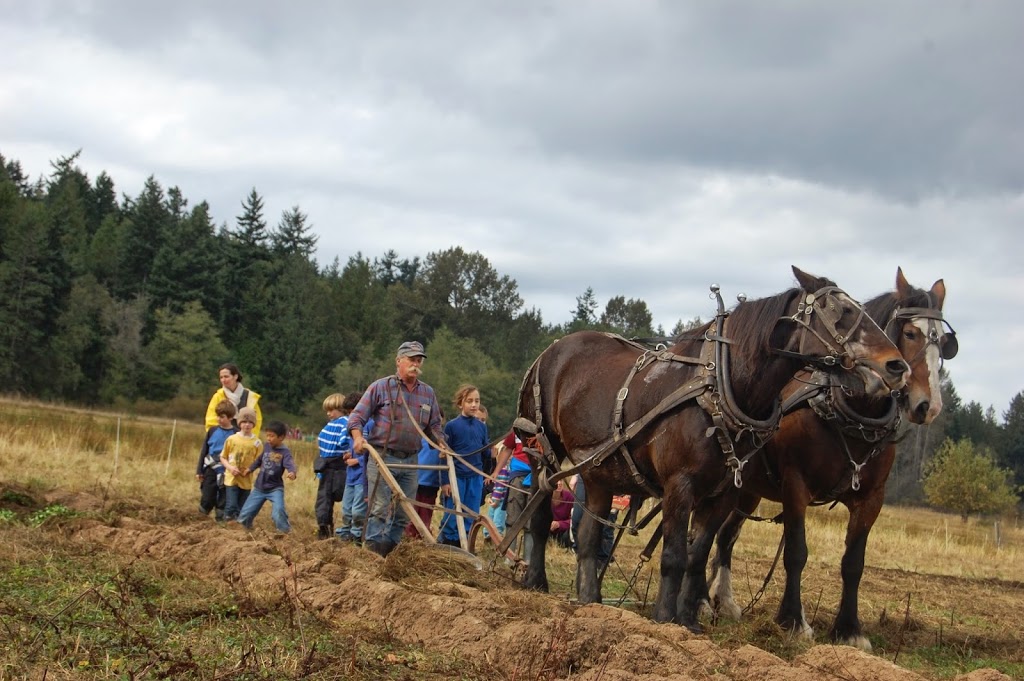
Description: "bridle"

(771, 285), (871, 371)
(888, 306), (958, 365)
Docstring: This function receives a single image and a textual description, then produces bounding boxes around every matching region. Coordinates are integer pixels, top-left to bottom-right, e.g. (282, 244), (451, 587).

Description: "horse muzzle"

(851, 357), (910, 398)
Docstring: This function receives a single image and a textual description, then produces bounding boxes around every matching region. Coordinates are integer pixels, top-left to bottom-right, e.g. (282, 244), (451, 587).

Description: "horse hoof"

(684, 621), (704, 635)
(713, 596), (743, 621)
(837, 634), (872, 652)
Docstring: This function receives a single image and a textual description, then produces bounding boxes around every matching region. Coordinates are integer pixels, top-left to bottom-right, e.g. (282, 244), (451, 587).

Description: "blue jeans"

(438, 475), (483, 542)
(224, 485), (251, 521)
(336, 482), (367, 539)
(365, 450), (419, 545)
(237, 486), (291, 533)
(487, 502), (508, 536)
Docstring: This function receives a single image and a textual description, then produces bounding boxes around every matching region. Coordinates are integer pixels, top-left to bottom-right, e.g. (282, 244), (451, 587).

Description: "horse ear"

(792, 266), (824, 292)
(930, 278), (946, 309)
(895, 267), (911, 296)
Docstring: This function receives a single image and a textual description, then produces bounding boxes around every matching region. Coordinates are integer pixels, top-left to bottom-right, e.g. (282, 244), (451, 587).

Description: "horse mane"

(863, 284), (934, 345)
(728, 286), (804, 359)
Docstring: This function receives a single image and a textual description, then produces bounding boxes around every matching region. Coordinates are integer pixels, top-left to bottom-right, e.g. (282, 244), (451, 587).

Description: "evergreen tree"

(568, 287), (599, 332)
(999, 391), (1024, 489)
(45, 153), (91, 276)
(0, 180), (66, 392)
(271, 205), (318, 260)
(88, 171), (119, 236)
(217, 189), (273, 344)
(148, 201), (219, 312)
(118, 176), (170, 299)
(233, 188), (270, 254)
(373, 250), (420, 288)
(51, 275), (116, 402)
(99, 296), (149, 403)
(254, 256), (337, 410)
(947, 399), (1001, 451)
(0, 152), (32, 197)
(87, 213), (129, 292)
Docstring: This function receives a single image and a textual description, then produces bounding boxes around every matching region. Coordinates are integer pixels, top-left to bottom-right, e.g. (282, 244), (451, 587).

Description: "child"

(485, 462), (511, 538)
(237, 420), (297, 533)
(220, 407), (262, 521)
(196, 400), (238, 520)
(477, 404), (494, 509)
(336, 392), (369, 543)
(438, 385), (489, 547)
(315, 393), (350, 539)
(549, 478), (575, 548)
(404, 436), (442, 540)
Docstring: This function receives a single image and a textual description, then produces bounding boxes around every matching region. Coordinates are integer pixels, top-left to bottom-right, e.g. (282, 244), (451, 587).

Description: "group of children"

(195, 400), (297, 532)
(196, 382), (504, 543)
(196, 382), (581, 554)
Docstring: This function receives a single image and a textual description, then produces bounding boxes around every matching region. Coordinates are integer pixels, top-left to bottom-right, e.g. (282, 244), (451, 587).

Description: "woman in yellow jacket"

(205, 363), (263, 437)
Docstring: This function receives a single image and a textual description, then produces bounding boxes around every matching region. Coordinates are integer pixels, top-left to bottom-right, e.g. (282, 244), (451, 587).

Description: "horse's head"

(876, 267), (955, 424)
(772, 267), (910, 398)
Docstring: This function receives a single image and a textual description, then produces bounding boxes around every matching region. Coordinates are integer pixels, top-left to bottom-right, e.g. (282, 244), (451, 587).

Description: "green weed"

(27, 504), (76, 527)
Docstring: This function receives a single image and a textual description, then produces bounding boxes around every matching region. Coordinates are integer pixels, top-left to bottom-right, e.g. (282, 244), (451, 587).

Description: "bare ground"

(34, 488), (1018, 681)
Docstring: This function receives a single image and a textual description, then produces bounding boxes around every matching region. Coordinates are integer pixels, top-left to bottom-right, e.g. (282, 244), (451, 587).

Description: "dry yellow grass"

(2, 395), (1021, 580)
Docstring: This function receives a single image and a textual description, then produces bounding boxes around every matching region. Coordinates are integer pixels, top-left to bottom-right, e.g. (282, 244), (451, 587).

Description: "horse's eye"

(903, 329), (916, 340)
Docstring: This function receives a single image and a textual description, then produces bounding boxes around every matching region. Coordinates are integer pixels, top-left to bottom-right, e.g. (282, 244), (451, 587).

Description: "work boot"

(365, 538), (397, 557)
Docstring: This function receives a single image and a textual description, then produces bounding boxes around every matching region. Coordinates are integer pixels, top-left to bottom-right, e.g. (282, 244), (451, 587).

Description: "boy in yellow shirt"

(220, 407), (262, 521)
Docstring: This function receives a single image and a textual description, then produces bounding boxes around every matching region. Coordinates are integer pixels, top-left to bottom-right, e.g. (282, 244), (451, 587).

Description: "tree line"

(1, 150), (1021, 509)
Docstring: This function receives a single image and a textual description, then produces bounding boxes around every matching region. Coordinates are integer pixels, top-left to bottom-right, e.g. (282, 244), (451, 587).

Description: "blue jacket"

(417, 438), (442, 488)
(441, 415), (489, 484)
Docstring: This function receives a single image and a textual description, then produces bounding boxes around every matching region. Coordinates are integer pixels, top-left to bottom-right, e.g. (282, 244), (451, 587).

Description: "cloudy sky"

(2, 1), (1022, 415)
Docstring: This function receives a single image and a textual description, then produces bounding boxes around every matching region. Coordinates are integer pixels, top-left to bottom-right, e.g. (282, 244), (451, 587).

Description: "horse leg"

(776, 480), (813, 639)
(652, 482), (696, 630)
(829, 490), (884, 651)
(708, 492), (761, 621)
(681, 491), (739, 626)
(576, 485), (613, 604)
(522, 487), (553, 592)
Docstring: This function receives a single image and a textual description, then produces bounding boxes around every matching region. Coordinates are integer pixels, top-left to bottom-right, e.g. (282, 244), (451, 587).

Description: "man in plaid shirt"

(349, 340), (445, 556)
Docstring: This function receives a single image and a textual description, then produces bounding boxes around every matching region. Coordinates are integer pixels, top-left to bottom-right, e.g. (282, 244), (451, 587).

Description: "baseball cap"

(396, 341), (427, 359)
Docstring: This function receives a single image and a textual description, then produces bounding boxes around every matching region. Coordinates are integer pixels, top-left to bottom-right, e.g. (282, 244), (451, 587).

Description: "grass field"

(1, 397), (1021, 680)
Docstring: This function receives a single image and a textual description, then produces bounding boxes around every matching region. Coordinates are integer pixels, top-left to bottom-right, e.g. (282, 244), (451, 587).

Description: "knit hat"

(237, 407), (257, 425)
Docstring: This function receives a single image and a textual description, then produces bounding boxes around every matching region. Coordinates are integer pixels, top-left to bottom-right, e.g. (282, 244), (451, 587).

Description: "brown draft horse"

(514, 267), (910, 630)
(694, 268), (954, 649)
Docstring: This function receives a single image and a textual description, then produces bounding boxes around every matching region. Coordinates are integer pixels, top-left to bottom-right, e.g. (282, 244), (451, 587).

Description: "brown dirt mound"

(63, 497), (1014, 681)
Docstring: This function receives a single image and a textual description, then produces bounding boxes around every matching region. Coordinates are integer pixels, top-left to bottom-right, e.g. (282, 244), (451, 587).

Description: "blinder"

(940, 330), (958, 360)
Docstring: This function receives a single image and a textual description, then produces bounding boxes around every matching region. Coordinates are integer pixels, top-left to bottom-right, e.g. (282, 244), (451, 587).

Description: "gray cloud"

(1, 0), (1021, 413)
